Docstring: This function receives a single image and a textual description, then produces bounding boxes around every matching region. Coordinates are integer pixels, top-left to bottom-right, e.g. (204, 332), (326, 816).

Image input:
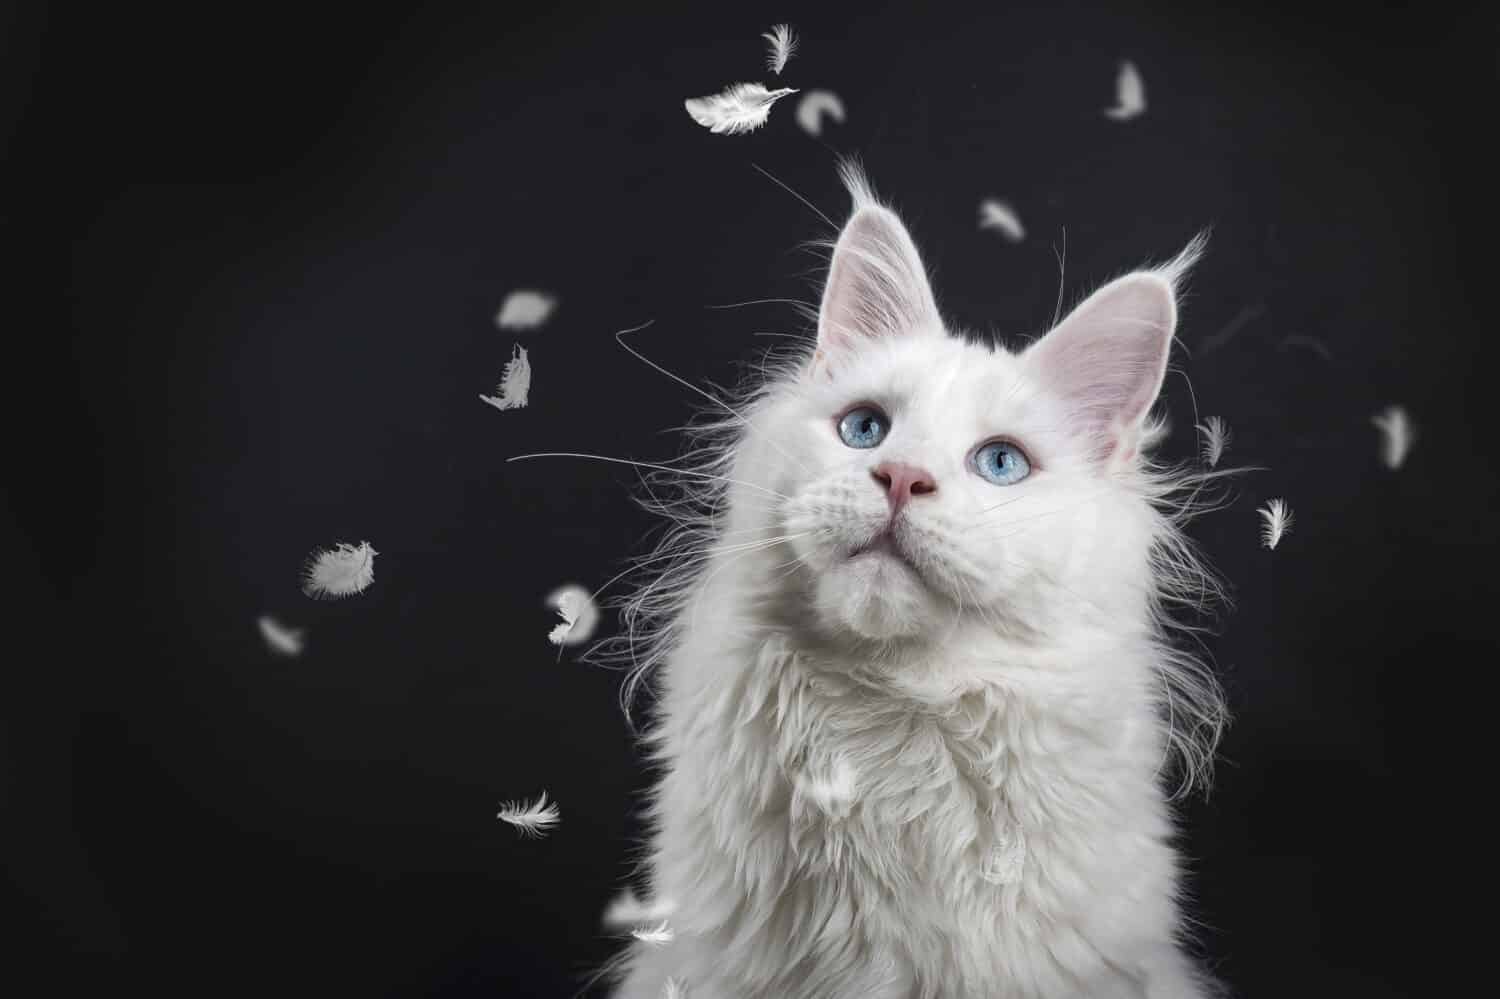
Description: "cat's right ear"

(814, 167), (943, 373)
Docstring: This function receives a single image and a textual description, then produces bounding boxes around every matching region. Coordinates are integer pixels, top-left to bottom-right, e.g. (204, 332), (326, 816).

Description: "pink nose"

(871, 461), (937, 517)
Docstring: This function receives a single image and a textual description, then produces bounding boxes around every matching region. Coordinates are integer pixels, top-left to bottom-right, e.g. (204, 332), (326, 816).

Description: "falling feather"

(496, 790), (560, 838)
(257, 615), (305, 656)
(300, 541), (377, 600)
(1104, 60), (1146, 120)
(632, 921), (674, 945)
(684, 83), (798, 135)
(981, 824), (1027, 885)
(664, 979), (687, 999)
(977, 199), (1025, 242)
(495, 290), (557, 331)
(795, 89), (846, 137)
(1371, 405), (1415, 469)
(1196, 416), (1231, 468)
(546, 583), (600, 647)
(479, 343), (531, 411)
(1257, 499), (1293, 550)
(602, 889), (677, 929)
(762, 24), (797, 75)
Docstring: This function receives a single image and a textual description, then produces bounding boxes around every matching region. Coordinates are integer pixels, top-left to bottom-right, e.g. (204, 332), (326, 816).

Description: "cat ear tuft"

(816, 166), (943, 362)
(1023, 235), (1205, 463)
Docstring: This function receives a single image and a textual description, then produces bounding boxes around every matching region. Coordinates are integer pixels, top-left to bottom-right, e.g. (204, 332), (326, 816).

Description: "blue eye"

(837, 406), (889, 449)
(973, 440), (1032, 485)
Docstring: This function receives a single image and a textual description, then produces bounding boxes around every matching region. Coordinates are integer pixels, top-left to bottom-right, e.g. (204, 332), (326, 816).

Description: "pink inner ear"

(1024, 273), (1176, 461)
(817, 205), (942, 356)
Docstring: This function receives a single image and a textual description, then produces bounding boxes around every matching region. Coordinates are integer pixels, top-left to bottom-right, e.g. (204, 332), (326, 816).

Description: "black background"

(7, 1), (1496, 995)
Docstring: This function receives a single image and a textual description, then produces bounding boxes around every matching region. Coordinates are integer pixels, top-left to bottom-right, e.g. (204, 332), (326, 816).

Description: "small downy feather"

(631, 921), (674, 945)
(602, 889), (677, 929)
(301, 541), (377, 600)
(762, 24), (797, 75)
(257, 615), (306, 656)
(795, 89), (845, 136)
(480, 343), (531, 411)
(546, 583), (600, 647)
(1371, 404), (1415, 469)
(684, 83), (798, 135)
(1196, 416), (1231, 468)
(496, 790), (560, 838)
(1257, 498), (1293, 550)
(977, 199), (1025, 242)
(495, 290), (557, 331)
(1105, 60), (1146, 120)
(663, 979), (687, 999)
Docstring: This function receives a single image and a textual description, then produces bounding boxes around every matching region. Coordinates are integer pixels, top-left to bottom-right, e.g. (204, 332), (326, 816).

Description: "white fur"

(602, 168), (1226, 999)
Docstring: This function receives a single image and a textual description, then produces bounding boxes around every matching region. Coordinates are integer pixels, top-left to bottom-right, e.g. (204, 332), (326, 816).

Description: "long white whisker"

(506, 452), (792, 501)
(750, 161), (838, 230)
(614, 321), (814, 475)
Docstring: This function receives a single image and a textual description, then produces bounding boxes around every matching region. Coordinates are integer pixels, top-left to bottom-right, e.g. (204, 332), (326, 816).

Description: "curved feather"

(480, 343), (531, 411)
(762, 24), (797, 75)
(1195, 416), (1231, 468)
(495, 290), (557, 330)
(1257, 498), (1293, 550)
(496, 790), (560, 838)
(300, 541), (377, 600)
(684, 83), (798, 135)
(978, 199), (1025, 242)
(546, 582), (600, 647)
(795, 89), (846, 136)
(1371, 405), (1414, 469)
(1105, 60), (1147, 120)
(257, 614), (306, 656)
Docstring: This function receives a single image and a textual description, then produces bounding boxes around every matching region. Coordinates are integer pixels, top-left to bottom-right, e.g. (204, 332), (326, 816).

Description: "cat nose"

(871, 461), (937, 517)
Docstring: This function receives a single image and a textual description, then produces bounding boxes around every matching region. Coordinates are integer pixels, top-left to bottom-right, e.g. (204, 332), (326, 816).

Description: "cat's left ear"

(1022, 236), (1204, 464)
(814, 168), (943, 370)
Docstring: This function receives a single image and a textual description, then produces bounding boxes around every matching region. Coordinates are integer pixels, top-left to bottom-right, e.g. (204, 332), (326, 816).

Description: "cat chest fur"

(645, 633), (1184, 997)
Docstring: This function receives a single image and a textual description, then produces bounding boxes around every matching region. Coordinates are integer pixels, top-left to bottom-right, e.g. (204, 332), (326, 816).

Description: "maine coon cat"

(605, 164), (1227, 999)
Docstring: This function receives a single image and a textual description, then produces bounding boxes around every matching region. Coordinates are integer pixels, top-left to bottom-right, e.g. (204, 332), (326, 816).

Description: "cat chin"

(812, 552), (946, 641)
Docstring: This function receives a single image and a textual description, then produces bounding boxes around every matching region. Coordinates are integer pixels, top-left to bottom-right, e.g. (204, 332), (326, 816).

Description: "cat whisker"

(506, 452), (794, 502)
(612, 320), (816, 476)
(705, 297), (817, 313)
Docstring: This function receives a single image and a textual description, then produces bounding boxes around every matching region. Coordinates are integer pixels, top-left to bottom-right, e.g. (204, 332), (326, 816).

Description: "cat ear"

(815, 167), (942, 365)
(1023, 236), (1204, 463)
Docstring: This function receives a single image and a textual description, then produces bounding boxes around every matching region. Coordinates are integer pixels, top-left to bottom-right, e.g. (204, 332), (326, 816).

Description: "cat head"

(740, 165), (1207, 644)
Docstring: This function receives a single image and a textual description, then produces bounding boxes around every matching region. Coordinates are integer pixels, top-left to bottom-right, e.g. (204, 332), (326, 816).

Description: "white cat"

(604, 165), (1228, 999)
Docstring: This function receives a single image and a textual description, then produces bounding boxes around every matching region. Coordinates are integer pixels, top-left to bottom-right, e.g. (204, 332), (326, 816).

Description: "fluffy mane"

(585, 165), (1230, 798)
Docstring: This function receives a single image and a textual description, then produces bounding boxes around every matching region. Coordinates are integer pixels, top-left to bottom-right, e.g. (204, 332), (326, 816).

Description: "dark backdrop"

(8, 1), (1496, 995)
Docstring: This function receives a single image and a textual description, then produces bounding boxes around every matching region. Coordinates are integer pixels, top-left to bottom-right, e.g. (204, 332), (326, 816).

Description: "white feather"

(300, 541), (377, 600)
(795, 89), (845, 137)
(495, 290), (556, 331)
(1105, 60), (1147, 120)
(479, 343), (531, 411)
(1257, 498), (1293, 550)
(631, 921), (674, 945)
(663, 978), (687, 999)
(762, 24), (797, 75)
(1371, 405), (1415, 469)
(546, 582), (600, 647)
(977, 199), (1025, 242)
(684, 83), (798, 135)
(602, 889), (677, 929)
(1195, 416), (1231, 468)
(256, 615), (305, 656)
(496, 790), (560, 838)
